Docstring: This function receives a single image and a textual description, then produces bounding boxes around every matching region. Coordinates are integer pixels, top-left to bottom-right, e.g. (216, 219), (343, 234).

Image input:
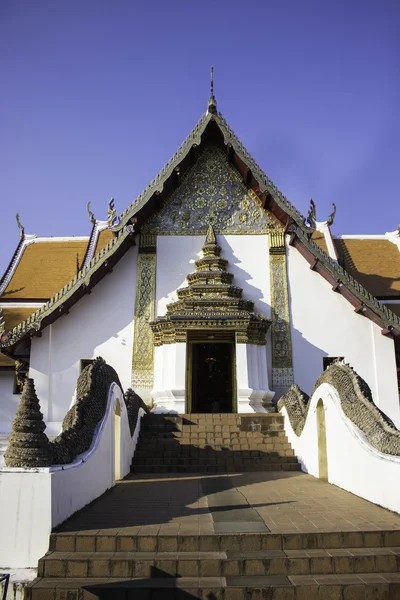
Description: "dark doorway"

(191, 342), (234, 413)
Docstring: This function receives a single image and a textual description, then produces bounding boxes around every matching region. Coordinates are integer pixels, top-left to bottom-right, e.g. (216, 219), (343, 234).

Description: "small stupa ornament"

(4, 378), (53, 467)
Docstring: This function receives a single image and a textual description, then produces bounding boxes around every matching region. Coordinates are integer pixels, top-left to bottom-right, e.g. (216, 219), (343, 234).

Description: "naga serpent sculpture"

(5, 357), (149, 468)
(278, 360), (400, 456)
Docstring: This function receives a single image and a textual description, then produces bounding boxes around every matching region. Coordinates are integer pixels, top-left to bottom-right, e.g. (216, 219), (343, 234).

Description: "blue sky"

(1, 0), (399, 275)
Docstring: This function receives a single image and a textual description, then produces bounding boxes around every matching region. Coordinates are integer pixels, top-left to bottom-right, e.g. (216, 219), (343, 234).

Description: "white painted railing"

(280, 382), (400, 514)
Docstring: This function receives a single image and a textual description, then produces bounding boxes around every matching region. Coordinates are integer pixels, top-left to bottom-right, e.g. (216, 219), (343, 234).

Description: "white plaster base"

(0, 569), (37, 600)
(236, 344), (275, 413)
(151, 390), (185, 414)
(152, 343), (187, 413)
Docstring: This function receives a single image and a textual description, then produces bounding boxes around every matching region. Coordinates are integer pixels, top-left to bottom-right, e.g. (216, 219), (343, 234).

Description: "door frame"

(186, 331), (237, 413)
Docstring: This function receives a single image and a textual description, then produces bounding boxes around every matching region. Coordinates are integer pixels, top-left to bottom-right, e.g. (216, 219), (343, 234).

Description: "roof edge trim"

(291, 225), (400, 333)
(0, 224), (135, 349)
(0, 234), (37, 296)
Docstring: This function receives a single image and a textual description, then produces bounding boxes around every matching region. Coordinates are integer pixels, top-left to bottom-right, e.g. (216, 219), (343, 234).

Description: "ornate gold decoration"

(139, 232), (156, 250)
(142, 145), (278, 236)
(132, 252), (157, 396)
(150, 224), (271, 346)
(269, 233), (294, 396)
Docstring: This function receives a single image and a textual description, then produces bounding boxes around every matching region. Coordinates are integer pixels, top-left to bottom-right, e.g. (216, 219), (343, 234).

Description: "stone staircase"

(27, 530), (400, 598)
(130, 414), (301, 474)
(25, 414), (400, 599)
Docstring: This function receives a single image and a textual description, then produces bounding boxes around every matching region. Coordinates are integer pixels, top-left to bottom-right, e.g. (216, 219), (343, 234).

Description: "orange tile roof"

(0, 307), (40, 364)
(94, 229), (115, 255)
(2, 307), (38, 329)
(0, 353), (14, 367)
(311, 231), (328, 254)
(334, 239), (400, 298)
(1, 240), (89, 299)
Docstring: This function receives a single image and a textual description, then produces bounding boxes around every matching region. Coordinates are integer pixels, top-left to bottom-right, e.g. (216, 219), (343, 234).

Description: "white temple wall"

(156, 234), (271, 317)
(0, 372), (19, 434)
(29, 247), (139, 435)
(287, 244), (400, 427)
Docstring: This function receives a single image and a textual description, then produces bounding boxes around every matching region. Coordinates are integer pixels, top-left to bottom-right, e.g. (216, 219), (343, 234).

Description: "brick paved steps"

(130, 464), (302, 474)
(38, 548), (400, 579)
(131, 414), (300, 474)
(26, 574), (400, 598)
(49, 531), (400, 553)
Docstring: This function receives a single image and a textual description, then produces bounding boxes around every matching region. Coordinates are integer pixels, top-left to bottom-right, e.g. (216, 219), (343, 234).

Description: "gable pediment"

(142, 145), (281, 236)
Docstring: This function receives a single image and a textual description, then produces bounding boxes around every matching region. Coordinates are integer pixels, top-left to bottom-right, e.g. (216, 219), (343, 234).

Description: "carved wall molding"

(269, 234), (294, 397)
(132, 252), (157, 396)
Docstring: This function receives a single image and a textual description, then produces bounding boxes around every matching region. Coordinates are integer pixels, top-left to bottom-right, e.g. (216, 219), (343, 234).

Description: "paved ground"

(57, 471), (400, 536)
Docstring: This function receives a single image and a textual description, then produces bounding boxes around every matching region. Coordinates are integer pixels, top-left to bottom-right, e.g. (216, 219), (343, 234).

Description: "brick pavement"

(57, 471), (400, 537)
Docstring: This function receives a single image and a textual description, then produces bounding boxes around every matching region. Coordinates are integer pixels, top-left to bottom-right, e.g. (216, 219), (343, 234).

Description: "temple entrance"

(188, 334), (235, 413)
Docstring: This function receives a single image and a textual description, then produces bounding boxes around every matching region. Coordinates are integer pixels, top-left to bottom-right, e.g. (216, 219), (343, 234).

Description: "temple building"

(1, 92), (400, 440)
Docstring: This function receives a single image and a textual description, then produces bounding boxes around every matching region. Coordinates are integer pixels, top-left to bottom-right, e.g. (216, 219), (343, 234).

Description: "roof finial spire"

(16, 213), (24, 239)
(207, 66), (217, 114)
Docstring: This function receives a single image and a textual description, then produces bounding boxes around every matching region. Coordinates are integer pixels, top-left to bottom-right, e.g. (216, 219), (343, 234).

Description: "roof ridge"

(111, 112), (211, 232)
(111, 108), (315, 237)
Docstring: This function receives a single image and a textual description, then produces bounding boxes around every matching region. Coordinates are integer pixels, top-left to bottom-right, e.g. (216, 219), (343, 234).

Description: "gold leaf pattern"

(142, 145), (277, 235)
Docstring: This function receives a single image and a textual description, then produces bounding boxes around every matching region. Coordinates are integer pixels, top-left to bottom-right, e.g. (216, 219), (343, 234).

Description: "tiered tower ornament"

(4, 378), (53, 467)
(150, 221), (271, 345)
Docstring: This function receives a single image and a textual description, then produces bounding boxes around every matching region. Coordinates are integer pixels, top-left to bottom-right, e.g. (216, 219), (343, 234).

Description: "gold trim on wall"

(132, 252), (156, 399)
(269, 234), (294, 397)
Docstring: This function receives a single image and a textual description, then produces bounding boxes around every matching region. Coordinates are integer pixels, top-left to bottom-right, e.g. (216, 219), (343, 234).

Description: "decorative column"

(151, 342), (187, 413)
(235, 338), (275, 413)
(131, 235), (157, 404)
(269, 230), (294, 399)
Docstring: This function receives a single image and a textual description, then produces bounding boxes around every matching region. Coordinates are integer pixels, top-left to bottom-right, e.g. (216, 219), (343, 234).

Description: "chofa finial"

(306, 199), (317, 229)
(86, 201), (96, 224)
(327, 203), (337, 226)
(16, 213), (24, 238)
(207, 66), (217, 114)
(107, 198), (120, 228)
